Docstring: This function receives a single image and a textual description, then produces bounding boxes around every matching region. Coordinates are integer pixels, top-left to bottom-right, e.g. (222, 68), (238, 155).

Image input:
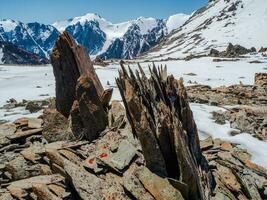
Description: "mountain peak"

(53, 12), (110, 32)
(0, 19), (21, 32)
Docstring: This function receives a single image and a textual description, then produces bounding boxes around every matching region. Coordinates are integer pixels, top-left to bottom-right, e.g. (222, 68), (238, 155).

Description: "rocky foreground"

(0, 32), (267, 200)
(187, 73), (267, 141)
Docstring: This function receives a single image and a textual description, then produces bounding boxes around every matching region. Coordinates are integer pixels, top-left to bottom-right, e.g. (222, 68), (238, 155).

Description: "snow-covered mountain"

(0, 19), (60, 58)
(0, 13), (189, 61)
(0, 40), (49, 65)
(143, 0), (267, 60)
(53, 13), (189, 59)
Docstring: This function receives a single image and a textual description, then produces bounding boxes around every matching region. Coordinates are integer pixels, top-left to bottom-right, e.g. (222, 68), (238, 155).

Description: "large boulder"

(50, 31), (104, 118)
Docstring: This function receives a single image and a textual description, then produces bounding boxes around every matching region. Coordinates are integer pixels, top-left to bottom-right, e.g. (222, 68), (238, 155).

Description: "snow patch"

(0, 19), (18, 32)
(191, 103), (267, 169)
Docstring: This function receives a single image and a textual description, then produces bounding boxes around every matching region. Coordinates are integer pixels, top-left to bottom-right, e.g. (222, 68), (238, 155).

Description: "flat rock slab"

(32, 183), (62, 200)
(7, 174), (64, 190)
(110, 140), (137, 171)
(0, 192), (13, 200)
(28, 118), (43, 129)
(45, 141), (88, 150)
(136, 167), (184, 200)
(7, 128), (42, 140)
(0, 124), (16, 136)
(63, 159), (103, 200)
(123, 166), (154, 200)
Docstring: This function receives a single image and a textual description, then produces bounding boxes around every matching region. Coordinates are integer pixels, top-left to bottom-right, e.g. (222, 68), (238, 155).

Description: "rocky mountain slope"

(0, 19), (60, 58)
(53, 13), (189, 59)
(143, 0), (267, 60)
(0, 40), (49, 65)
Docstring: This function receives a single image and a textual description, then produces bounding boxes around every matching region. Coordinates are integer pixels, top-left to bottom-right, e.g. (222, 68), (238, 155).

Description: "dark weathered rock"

(259, 47), (267, 53)
(209, 48), (220, 57)
(25, 101), (43, 113)
(51, 31), (104, 117)
(116, 64), (213, 200)
(210, 43), (256, 58)
(74, 75), (108, 141)
(101, 88), (113, 108)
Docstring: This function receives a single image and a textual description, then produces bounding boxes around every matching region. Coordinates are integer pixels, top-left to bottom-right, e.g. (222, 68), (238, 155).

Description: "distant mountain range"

(143, 0), (267, 60)
(0, 13), (189, 64)
(0, 40), (49, 65)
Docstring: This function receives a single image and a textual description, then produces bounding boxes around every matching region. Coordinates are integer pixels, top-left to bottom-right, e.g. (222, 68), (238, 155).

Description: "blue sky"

(0, 0), (207, 24)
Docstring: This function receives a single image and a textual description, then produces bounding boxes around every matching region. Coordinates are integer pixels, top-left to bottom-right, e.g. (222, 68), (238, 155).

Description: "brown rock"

(14, 117), (28, 127)
(28, 118), (43, 129)
(42, 109), (73, 142)
(69, 100), (84, 139)
(116, 64), (213, 200)
(108, 100), (126, 128)
(48, 184), (71, 199)
(101, 173), (129, 200)
(200, 136), (213, 151)
(50, 32), (103, 117)
(74, 75), (107, 141)
(136, 167), (184, 200)
(32, 184), (62, 200)
(6, 128), (42, 141)
(255, 73), (267, 86)
(101, 88), (113, 108)
(123, 166), (154, 200)
(216, 164), (241, 193)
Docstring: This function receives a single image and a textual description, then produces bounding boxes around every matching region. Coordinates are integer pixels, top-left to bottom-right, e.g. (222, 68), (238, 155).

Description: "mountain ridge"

(142, 0), (267, 60)
(0, 12), (189, 61)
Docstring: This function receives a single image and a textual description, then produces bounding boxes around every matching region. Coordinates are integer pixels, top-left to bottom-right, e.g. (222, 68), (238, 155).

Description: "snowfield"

(0, 56), (267, 167)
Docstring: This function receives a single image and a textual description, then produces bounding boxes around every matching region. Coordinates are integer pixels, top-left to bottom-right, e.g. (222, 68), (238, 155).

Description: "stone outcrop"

(209, 43), (256, 58)
(259, 47), (267, 53)
(50, 32), (112, 141)
(51, 31), (104, 118)
(73, 75), (108, 141)
(116, 64), (213, 200)
(201, 137), (267, 200)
